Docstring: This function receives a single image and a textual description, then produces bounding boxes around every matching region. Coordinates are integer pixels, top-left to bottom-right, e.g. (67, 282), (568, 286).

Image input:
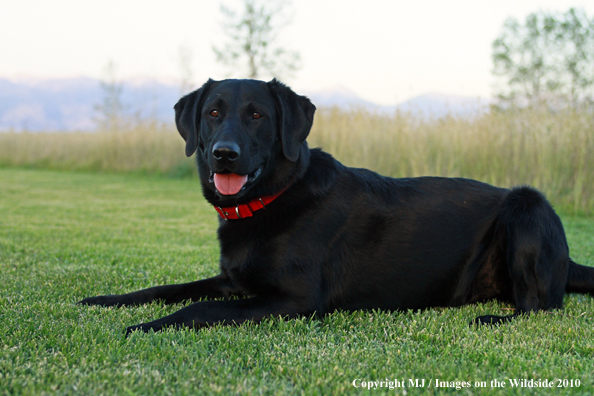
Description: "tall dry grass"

(1, 107), (593, 214)
(0, 123), (194, 177)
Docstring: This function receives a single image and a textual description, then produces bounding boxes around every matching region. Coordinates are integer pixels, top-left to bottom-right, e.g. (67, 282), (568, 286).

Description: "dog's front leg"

(79, 274), (233, 307)
(125, 297), (304, 336)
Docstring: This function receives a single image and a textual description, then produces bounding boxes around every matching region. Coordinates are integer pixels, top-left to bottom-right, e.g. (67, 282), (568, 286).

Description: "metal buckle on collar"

(235, 205), (253, 218)
(217, 207), (229, 220)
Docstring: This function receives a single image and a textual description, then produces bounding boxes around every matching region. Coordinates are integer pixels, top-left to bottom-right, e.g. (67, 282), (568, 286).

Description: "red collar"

(214, 185), (289, 220)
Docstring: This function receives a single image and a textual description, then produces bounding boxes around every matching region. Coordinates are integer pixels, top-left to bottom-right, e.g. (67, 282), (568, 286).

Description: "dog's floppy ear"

(174, 79), (214, 157)
(267, 79), (316, 162)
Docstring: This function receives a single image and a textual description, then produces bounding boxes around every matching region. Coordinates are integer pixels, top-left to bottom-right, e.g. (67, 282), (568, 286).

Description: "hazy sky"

(2, 0), (593, 105)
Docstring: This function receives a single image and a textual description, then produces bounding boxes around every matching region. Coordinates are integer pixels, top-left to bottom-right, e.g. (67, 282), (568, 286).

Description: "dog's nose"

(212, 141), (240, 162)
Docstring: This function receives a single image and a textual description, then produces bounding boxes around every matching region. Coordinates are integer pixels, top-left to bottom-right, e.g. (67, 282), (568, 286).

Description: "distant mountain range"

(0, 77), (491, 131)
(0, 77), (181, 131)
(304, 86), (491, 119)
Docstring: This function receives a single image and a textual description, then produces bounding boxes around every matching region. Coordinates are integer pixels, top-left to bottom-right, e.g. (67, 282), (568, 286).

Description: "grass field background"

(1, 168), (594, 394)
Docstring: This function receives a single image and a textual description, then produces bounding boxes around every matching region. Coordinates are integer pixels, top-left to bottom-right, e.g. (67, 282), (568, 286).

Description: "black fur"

(79, 79), (594, 335)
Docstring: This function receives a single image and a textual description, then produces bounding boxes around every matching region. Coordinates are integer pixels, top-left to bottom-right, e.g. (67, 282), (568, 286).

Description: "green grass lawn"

(1, 168), (594, 395)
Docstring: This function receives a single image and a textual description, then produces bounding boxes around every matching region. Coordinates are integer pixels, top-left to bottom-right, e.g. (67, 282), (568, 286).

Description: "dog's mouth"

(208, 165), (263, 196)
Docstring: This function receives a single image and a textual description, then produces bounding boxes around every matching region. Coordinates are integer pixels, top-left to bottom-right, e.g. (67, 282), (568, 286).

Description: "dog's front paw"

(78, 295), (129, 307)
(125, 312), (192, 337)
(125, 323), (150, 337)
(125, 320), (170, 337)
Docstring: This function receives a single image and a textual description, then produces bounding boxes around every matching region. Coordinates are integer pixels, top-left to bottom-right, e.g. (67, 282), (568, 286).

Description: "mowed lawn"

(1, 168), (594, 395)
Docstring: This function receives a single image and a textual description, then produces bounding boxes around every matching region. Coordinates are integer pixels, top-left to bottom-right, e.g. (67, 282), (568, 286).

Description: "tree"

(213, 0), (300, 80)
(93, 61), (128, 131)
(492, 8), (594, 108)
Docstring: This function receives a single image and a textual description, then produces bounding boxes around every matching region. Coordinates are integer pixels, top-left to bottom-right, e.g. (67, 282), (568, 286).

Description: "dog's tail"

(566, 259), (594, 294)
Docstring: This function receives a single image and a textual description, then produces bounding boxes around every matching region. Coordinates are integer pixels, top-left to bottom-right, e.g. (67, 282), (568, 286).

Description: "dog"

(80, 78), (594, 335)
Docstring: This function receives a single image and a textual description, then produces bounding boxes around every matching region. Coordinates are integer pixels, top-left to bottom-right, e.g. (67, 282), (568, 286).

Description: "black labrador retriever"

(80, 78), (594, 335)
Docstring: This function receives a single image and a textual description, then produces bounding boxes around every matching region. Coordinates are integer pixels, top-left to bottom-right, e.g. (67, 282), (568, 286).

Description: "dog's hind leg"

(473, 187), (569, 325)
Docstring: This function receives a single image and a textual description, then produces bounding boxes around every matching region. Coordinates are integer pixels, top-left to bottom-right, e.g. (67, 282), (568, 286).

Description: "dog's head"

(174, 79), (316, 206)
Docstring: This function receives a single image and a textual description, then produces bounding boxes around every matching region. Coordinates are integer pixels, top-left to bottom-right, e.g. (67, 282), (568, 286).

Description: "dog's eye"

(252, 112), (261, 119)
(209, 109), (219, 117)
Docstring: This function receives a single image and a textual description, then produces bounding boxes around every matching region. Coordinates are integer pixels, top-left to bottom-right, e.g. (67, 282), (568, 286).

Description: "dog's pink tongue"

(213, 173), (248, 195)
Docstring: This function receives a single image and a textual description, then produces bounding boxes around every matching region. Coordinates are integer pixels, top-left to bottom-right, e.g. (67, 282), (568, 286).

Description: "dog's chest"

(218, 223), (281, 293)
